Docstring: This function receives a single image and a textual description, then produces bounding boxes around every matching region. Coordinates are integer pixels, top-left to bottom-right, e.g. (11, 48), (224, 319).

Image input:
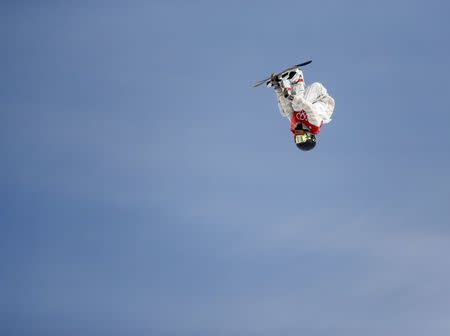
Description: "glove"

(269, 73), (280, 88)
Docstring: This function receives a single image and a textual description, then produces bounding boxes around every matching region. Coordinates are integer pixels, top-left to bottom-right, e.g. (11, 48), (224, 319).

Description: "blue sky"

(2, 1), (450, 335)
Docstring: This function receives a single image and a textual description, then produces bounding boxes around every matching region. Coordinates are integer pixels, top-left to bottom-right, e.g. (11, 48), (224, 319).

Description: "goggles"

(294, 132), (314, 144)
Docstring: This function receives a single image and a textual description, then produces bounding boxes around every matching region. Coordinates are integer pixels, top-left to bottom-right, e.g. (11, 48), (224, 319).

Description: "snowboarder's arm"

(274, 86), (294, 118)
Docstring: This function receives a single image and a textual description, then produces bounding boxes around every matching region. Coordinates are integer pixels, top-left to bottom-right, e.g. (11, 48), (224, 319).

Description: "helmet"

(294, 132), (317, 151)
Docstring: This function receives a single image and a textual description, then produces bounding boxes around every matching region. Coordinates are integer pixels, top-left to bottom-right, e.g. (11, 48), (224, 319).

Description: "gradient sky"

(2, 1), (450, 335)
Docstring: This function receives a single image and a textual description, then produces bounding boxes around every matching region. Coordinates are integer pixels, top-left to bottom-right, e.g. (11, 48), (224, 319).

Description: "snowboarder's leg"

(302, 82), (335, 125)
(304, 82), (327, 103)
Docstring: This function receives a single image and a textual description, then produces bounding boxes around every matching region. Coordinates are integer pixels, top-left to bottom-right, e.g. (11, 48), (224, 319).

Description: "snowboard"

(252, 60), (312, 88)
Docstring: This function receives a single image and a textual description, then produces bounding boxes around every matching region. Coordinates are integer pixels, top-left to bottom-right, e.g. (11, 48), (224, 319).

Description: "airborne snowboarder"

(256, 62), (335, 151)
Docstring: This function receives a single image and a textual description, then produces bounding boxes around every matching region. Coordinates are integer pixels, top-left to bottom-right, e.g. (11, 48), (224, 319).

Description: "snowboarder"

(268, 67), (335, 151)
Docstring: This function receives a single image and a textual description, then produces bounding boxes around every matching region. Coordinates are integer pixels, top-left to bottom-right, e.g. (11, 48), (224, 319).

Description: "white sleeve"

(274, 87), (294, 119)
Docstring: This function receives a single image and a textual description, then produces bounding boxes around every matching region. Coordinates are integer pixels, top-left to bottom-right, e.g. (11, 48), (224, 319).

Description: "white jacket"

(275, 70), (335, 133)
